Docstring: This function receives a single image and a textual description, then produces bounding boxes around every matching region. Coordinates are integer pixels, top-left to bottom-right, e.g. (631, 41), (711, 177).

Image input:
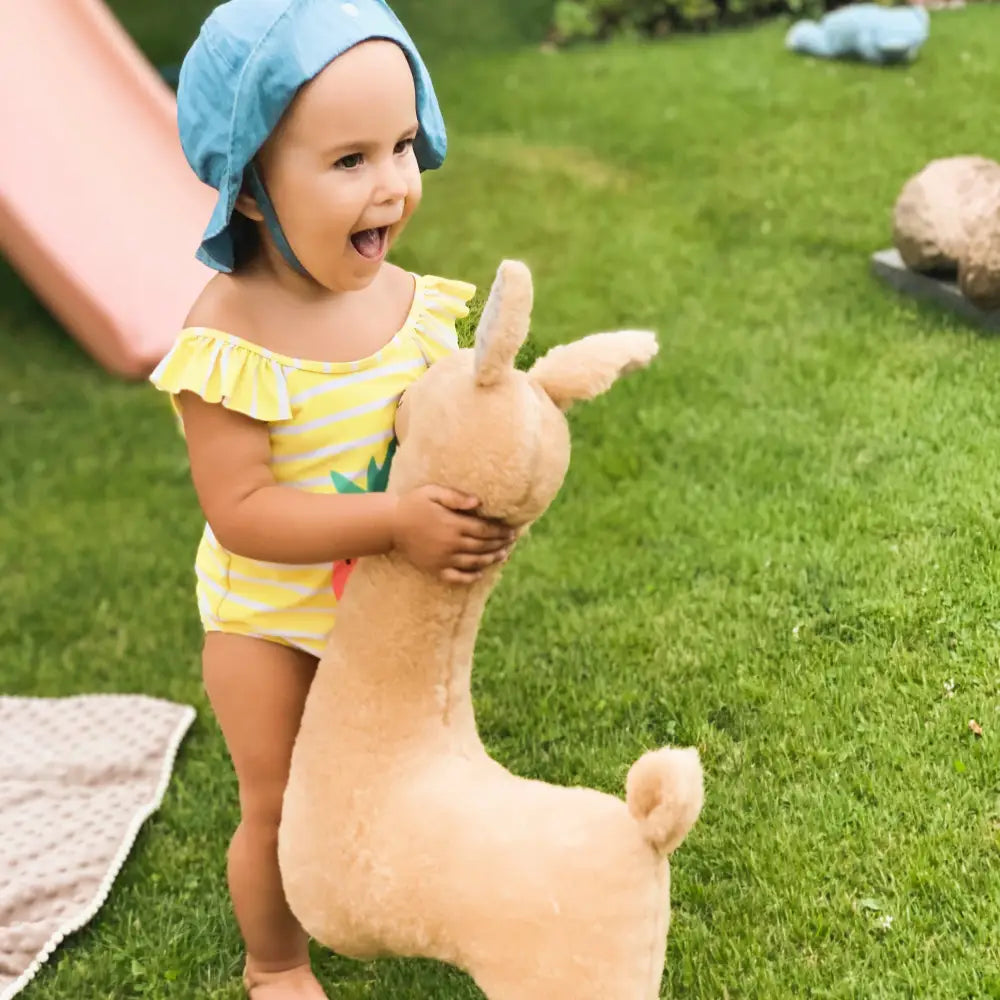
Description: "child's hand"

(392, 486), (516, 583)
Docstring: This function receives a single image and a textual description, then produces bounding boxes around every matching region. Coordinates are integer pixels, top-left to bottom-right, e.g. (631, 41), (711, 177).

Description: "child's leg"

(202, 632), (319, 978)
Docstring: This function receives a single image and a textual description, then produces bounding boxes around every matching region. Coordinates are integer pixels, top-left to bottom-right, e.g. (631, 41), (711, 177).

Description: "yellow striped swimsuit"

(150, 273), (476, 657)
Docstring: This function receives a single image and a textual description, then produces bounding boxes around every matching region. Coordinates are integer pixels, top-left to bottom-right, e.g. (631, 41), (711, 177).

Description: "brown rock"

(893, 156), (1000, 309)
(959, 204), (1000, 310)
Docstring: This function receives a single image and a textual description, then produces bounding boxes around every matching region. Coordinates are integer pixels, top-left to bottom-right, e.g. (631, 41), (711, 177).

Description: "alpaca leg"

(472, 960), (663, 1000)
(468, 909), (668, 1000)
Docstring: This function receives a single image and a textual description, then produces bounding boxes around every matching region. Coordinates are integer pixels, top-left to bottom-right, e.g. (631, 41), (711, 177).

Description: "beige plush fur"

(278, 260), (704, 999)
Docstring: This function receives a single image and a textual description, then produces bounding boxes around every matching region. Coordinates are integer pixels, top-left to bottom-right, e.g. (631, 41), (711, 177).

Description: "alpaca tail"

(625, 747), (704, 855)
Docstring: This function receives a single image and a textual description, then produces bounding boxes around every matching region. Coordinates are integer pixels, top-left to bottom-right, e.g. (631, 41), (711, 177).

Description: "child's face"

(246, 40), (423, 291)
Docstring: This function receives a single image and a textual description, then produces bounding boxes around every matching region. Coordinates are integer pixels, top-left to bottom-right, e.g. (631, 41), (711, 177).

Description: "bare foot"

(243, 962), (329, 999)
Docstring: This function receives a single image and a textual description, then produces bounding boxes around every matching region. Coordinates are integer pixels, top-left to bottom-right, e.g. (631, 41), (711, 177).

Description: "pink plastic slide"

(0, 0), (216, 378)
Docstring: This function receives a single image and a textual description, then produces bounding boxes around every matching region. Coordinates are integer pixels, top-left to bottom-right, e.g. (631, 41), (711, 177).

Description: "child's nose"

(374, 159), (409, 205)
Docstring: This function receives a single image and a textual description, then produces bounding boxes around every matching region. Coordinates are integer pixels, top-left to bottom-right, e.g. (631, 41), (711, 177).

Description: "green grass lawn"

(3, 6), (1000, 998)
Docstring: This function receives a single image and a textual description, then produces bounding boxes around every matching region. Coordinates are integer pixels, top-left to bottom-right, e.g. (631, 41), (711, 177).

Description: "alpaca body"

(280, 558), (672, 997)
(282, 746), (671, 998)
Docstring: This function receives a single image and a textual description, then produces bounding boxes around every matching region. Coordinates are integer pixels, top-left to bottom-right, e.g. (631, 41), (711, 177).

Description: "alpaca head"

(391, 260), (659, 530)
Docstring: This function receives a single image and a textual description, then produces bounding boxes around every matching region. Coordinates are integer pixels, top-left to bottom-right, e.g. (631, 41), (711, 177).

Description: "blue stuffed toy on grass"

(786, 3), (930, 64)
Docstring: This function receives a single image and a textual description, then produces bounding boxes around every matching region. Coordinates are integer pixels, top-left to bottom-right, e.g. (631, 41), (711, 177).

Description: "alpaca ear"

(474, 260), (533, 387)
(528, 330), (659, 410)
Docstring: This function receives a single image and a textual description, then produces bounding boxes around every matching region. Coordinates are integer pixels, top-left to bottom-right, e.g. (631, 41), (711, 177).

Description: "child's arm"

(177, 391), (512, 581)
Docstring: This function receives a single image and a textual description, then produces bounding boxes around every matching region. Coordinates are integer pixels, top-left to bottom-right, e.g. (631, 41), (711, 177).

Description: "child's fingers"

(440, 543), (512, 582)
(458, 534), (508, 555)
(459, 515), (515, 542)
(441, 567), (483, 585)
(449, 551), (500, 571)
(454, 548), (511, 571)
(428, 485), (480, 511)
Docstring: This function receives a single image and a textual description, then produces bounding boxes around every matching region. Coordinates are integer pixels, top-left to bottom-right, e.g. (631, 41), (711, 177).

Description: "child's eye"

(336, 153), (363, 170)
(394, 137), (415, 156)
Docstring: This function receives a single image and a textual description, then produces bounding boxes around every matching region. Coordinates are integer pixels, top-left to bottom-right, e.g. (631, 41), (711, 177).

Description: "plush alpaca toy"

(278, 260), (704, 999)
(786, 3), (930, 64)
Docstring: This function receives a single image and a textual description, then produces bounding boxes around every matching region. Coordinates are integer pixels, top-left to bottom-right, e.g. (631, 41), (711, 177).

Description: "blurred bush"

(549, 0), (899, 43)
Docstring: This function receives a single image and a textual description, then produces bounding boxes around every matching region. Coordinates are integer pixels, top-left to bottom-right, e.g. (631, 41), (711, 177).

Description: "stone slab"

(870, 247), (1000, 331)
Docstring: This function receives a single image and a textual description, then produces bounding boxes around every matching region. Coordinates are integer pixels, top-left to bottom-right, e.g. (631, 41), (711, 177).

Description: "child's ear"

(234, 161), (267, 222)
(234, 192), (264, 223)
(528, 330), (659, 410)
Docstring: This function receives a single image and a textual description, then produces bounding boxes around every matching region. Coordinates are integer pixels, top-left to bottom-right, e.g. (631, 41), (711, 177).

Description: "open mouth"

(350, 226), (389, 260)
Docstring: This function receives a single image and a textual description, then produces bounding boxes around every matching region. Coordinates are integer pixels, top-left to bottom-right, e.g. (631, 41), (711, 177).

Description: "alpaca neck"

(314, 554), (496, 745)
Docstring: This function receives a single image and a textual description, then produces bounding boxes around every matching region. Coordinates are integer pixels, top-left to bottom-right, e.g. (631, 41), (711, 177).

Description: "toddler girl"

(151, 1), (515, 995)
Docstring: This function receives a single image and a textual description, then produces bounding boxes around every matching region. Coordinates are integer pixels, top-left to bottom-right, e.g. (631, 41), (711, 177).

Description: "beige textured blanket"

(0, 694), (196, 1000)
